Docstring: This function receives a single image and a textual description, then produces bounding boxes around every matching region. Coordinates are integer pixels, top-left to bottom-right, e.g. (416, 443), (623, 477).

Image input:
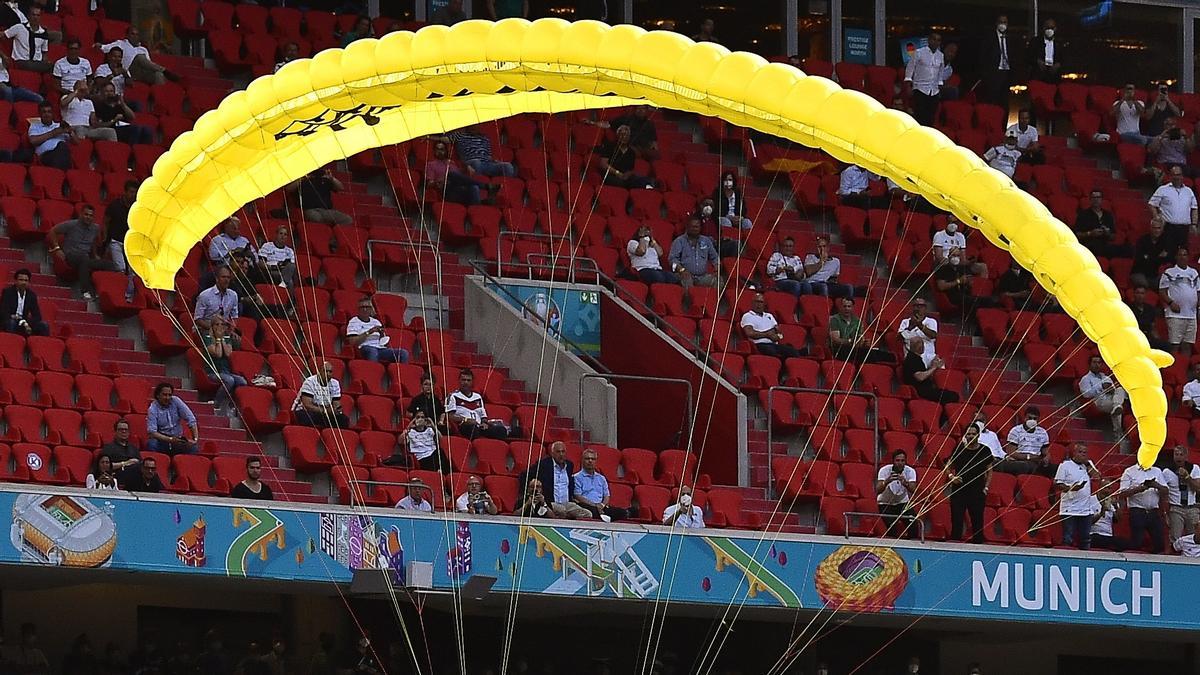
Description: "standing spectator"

(626, 224), (677, 284)
(103, 179), (137, 273)
(1162, 445), (1200, 542)
(876, 450), (917, 537)
(1111, 83), (1148, 145)
(595, 124), (653, 189)
(423, 140), (483, 207)
(147, 383), (199, 455)
(274, 41), (299, 73)
(1181, 362), (1200, 417)
(1147, 117), (1193, 170)
(1, 268), (48, 336)
(1005, 109), (1042, 163)
(1116, 458), (1168, 553)
(49, 204), (116, 301)
(902, 31), (943, 126)
(999, 406), (1051, 476)
(667, 216), (719, 290)
(902, 337), (958, 403)
(897, 299), (937, 365)
(404, 410), (450, 473)
(440, 125), (515, 177)
(767, 237), (813, 297)
(27, 101), (73, 169)
(526, 441), (590, 519)
(94, 46), (130, 96)
(230, 456), (274, 501)
(573, 448), (629, 521)
(1079, 355), (1126, 433)
(291, 167), (353, 224)
(193, 265), (239, 332)
(983, 131), (1022, 179)
(1028, 18), (1063, 83)
(102, 418), (142, 483)
(93, 80), (152, 144)
(1144, 84), (1182, 137)
(1158, 247), (1198, 358)
(691, 18), (718, 43)
(803, 236), (853, 298)
(396, 477), (434, 512)
(203, 318), (245, 418)
(1148, 166), (1197, 247)
(207, 216), (254, 266)
(1073, 189), (1116, 257)
(257, 225), (296, 288)
(485, 0), (528, 19)
(828, 297), (894, 364)
(53, 38), (91, 94)
(1054, 443), (1099, 549)
(977, 14), (1013, 109)
(515, 478), (550, 517)
(585, 106), (659, 160)
(60, 80), (115, 141)
(431, 0), (468, 25)
(445, 368), (508, 440)
(86, 453), (120, 490)
(1174, 521), (1200, 558)
(97, 25), (177, 85)
(1089, 488), (1125, 552)
(740, 292), (802, 359)
(347, 298), (409, 363)
(947, 423), (992, 544)
(1130, 217), (1174, 288)
(6, 6), (50, 72)
(713, 171), (752, 256)
(456, 475), (499, 515)
(1129, 285), (1170, 350)
(663, 486), (705, 529)
(836, 165), (879, 208)
(292, 361), (349, 429)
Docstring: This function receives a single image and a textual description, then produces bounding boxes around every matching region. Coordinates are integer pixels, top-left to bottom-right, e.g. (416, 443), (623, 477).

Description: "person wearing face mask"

(663, 486), (705, 529)
(977, 14), (1013, 109)
(902, 31), (943, 126)
(934, 247), (994, 320)
(1028, 18), (1063, 83)
(947, 423), (992, 544)
(994, 260), (1032, 307)
(983, 131), (1022, 179)
(971, 411), (1006, 463)
(713, 171), (752, 256)
(999, 407), (1051, 476)
(1054, 443), (1100, 549)
(930, 218), (986, 276)
(1111, 83), (1149, 145)
(626, 224), (677, 284)
(1158, 246), (1199, 358)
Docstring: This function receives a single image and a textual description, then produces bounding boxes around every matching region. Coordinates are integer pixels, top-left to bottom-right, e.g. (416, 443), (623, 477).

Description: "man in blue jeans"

(1117, 459), (1168, 552)
(444, 125), (515, 178)
(346, 297), (409, 363)
(1053, 443), (1100, 549)
(146, 382), (199, 455)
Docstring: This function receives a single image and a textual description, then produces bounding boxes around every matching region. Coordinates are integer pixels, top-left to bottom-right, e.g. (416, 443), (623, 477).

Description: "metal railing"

(842, 510), (925, 543)
(578, 373), (693, 449)
(496, 231), (595, 280)
(765, 386), (879, 499)
(366, 239), (444, 293)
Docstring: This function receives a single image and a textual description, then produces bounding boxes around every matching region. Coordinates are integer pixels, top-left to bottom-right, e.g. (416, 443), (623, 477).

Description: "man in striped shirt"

(444, 125), (515, 178)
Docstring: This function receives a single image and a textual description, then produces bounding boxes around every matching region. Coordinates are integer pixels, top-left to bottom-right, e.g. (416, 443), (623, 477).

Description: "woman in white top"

(86, 454), (121, 490)
(405, 410), (450, 473)
(626, 224), (678, 285)
(1088, 488), (1125, 552)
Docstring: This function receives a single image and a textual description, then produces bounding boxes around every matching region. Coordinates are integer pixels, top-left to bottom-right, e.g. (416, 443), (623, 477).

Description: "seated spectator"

(828, 297), (894, 364)
(102, 418), (142, 483)
(1073, 190), (1117, 257)
(767, 237), (813, 297)
(1054, 443), (1099, 550)
(52, 38), (91, 94)
(97, 25), (178, 85)
(7, 6), (50, 73)
(804, 237), (853, 299)
(663, 486), (705, 529)
(876, 450), (918, 537)
(94, 80), (152, 144)
(203, 318), (246, 418)
(104, 179), (137, 273)
(998, 406), (1051, 476)
(347, 298), (409, 364)
(1150, 166), (1197, 248)
(208, 216), (255, 266)
(147, 382), (199, 455)
(49, 204), (116, 301)
(274, 41), (299, 73)
(692, 17), (718, 43)
(1, 268), (49, 336)
(123, 455), (163, 493)
(292, 362), (350, 429)
(1147, 117), (1194, 170)
(86, 453), (121, 490)
(423, 140), (485, 207)
(1130, 217), (1174, 288)
(1129, 285), (1169, 350)
(405, 410), (450, 473)
(934, 251), (992, 319)
(193, 265), (239, 331)
(983, 131), (1022, 179)
(586, 105), (658, 160)
(0, 45), (39, 103)
(1111, 83), (1148, 145)
(1005, 108), (1042, 164)
(897, 299), (937, 365)
(339, 15), (374, 47)
(714, 171), (752, 246)
(932, 220), (989, 276)
(229, 251), (291, 321)
(515, 478), (551, 518)
(1162, 444), (1200, 542)
(1079, 355), (1126, 433)
(1159, 247), (1199, 358)
(396, 477), (434, 512)
(626, 224), (677, 284)
(441, 125), (515, 177)
(667, 216), (719, 290)
(740, 292), (802, 359)
(573, 448), (629, 522)
(60, 80), (117, 142)
(230, 456), (274, 501)
(1174, 521), (1200, 558)
(837, 165), (880, 209)
(595, 124), (653, 189)
(526, 441), (590, 519)
(1181, 362), (1200, 417)
(94, 46), (130, 97)
(257, 225), (296, 288)
(993, 260), (1032, 308)
(1116, 458), (1168, 553)
(406, 375), (446, 428)
(1088, 488), (1125, 551)
(456, 475), (499, 515)
(445, 368), (508, 440)
(972, 411), (1006, 462)
(291, 168), (352, 224)
(431, 0), (468, 25)
(27, 101), (73, 169)
(902, 337), (958, 403)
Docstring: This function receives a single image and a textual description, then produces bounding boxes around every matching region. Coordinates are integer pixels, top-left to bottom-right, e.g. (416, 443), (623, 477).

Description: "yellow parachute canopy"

(126, 18), (1173, 467)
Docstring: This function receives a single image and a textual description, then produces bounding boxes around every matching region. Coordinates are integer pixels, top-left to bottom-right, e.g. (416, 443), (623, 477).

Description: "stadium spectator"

(526, 441), (589, 519)
(98, 25), (177, 84)
(897, 299), (937, 364)
(102, 418), (142, 482)
(203, 317), (245, 418)
(596, 124), (653, 189)
(692, 18), (718, 43)
(696, 196), (723, 249)
(347, 298), (409, 363)
(5, 624), (50, 674)
(292, 362), (349, 429)
(714, 170), (752, 234)
(515, 478), (550, 518)
(230, 456), (274, 501)
(1162, 445), (1200, 541)
(939, 41), (960, 100)
(1144, 84), (1182, 137)
(7, 6), (49, 72)
(972, 411), (1006, 463)
(1005, 109), (1042, 164)
(94, 46), (130, 96)
(1073, 190), (1117, 257)
(1158, 247), (1198, 358)
(445, 368), (508, 440)
(1129, 285), (1170, 350)
(94, 80), (152, 144)
(27, 101), (73, 169)
(977, 14), (1013, 109)
(767, 237), (812, 297)
(1089, 488), (1124, 552)
(668, 216), (719, 290)
(193, 265), (239, 331)
(456, 475), (498, 515)
(1028, 18), (1063, 83)
(1079, 355), (1126, 433)
(902, 337), (958, 403)
(396, 477), (434, 512)
(405, 410), (449, 473)
(339, 15), (373, 47)
(228, 251), (290, 321)
(902, 31), (943, 126)
(86, 453), (120, 490)
(208, 217), (254, 266)
(932, 219), (987, 275)
(1130, 217), (1173, 288)
(1117, 458), (1168, 553)
(0, 47), (38, 103)
(274, 41), (299, 73)
(1148, 117), (1193, 170)
(486, 0), (528, 19)
(103, 179), (137, 273)
(257, 226), (296, 288)
(663, 486), (705, 529)
(947, 423), (992, 544)
(627, 224), (677, 284)
(829, 297), (893, 364)
(1148, 166), (1197, 247)
(407, 375), (446, 426)
(291, 167), (353, 224)
(49, 204), (115, 301)
(999, 406), (1050, 476)
(1174, 520), (1200, 558)
(983, 131), (1022, 179)
(124, 456), (164, 492)
(1, 268), (48, 336)
(147, 382), (199, 455)
(1181, 362), (1200, 416)
(52, 38), (91, 94)
(740, 292), (802, 360)
(431, 0), (468, 25)
(804, 236), (853, 298)
(876, 449), (917, 537)
(573, 448), (629, 522)
(935, 250), (992, 318)
(423, 140), (484, 207)
(586, 105), (659, 160)
(441, 125), (515, 177)
(1112, 83), (1148, 145)
(1054, 443), (1099, 550)
(836, 165), (879, 208)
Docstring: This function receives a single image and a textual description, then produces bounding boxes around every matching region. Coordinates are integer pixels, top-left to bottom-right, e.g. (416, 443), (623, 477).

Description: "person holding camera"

(1144, 84), (1182, 138)
(1054, 443), (1100, 549)
(1147, 117), (1194, 172)
(289, 167), (352, 225)
(203, 317), (246, 418)
(876, 450), (918, 538)
(515, 478), (551, 518)
(1161, 445), (1200, 542)
(663, 486), (705, 529)
(455, 475), (498, 515)
(1111, 83), (1148, 145)
(1116, 457), (1168, 553)
(934, 246), (992, 320)
(0, 268), (49, 336)
(404, 410), (450, 473)
(626, 224), (677, 284)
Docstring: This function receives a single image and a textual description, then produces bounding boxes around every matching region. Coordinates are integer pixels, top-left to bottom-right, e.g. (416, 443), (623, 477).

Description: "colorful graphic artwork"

(9, 493), (116, 567)
(814, 545), (909, 612)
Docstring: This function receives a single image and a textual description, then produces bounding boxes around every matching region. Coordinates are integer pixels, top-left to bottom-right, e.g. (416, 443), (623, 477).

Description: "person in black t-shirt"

(1129, 285), (1169, 350)
(994, 261), (1032, 307)
(1073, 190), (1119, 257)
(935, 256), (993, 318)
(104, 178), (137, 272)
(595, 124), (654, 189)
(901, 337), (959, 403)
(124, 456), (163, 493)
(1131, 217), (1174, 288)
(93, 81), (153, 144)
(947, 423), (993, 543)
(406, 375), (446, 429)
(230, 456), (274, 501)
(290, 168), (352, 225)
(585, 105), (658, 159)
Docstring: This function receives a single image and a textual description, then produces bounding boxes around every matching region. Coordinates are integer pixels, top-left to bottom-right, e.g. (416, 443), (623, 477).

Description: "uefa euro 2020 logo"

(522, 292), (562, 336)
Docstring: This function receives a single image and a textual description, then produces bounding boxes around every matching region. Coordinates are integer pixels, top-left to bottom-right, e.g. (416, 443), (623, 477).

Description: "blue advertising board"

(488, 281), (602, 356)
(900, 36), (928, 65)
(2, 488), (1194, 630)
(843, 28), (872, 65)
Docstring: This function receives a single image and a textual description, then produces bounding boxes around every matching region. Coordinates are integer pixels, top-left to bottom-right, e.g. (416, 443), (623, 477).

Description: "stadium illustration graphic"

(226, 506), (287, 576)
(519, 525), (659, 598)
(9, 493), (117, 567)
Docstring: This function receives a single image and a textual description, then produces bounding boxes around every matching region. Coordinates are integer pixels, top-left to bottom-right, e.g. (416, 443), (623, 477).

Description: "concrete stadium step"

(277, 493), (332, 504)
(64, 322), (122, 339)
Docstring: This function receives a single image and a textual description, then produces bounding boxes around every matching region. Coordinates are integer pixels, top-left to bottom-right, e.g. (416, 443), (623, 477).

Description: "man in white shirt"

(1112, 83), (1148, 145)
(1181, 362), (1200, 416)
(1149, 165), (1198, 246)
(931, 219), (966, 266)
(767, 236), (811, 297)
(1054, 443), (1100, 549)
(1117, 459), (1168, 553)
(256, 225), (296, 288)
(984, 131), (1022, 179)
(1005, 108), (1042, 164)
(837, 165), (879, 208)
(1174, 520), (1200, 557)
(445, 368), (508, 440)
(663, 486), (705, 529)
(1163, 444), (1200, 541)
(739, 292), (801, 360)
(456, 475), (498, 515)
(1158, 247), (1199, 357)
(1000, 406), (1051, 475)
(1078, 356), (1126, 433)
(804, 237), (853, 299)
(292, 361), (349, 429)
(27, 101), (72, 170)
(626, 224), (677, 284)
(902, 31), (943, 126)
(59, 80), (116, 141)
(52, 39), (92, 94)
(876, 450), (918, 538)
(208, 216), (255, 266)
(346, 298), (409, 364)
(972, 411), (1006, 462)
(96, 25), (177, 85)
(396, 477), (434, 513)
(897, 299), (937, 366)
(94, 46), (130, 96)
(6, 6), (50, 73)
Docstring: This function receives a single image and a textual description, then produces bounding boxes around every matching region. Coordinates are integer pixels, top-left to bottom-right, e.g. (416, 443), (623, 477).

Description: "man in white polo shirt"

(1079, 355), (1126, 433)
(739, 292), (801, 360)
(897, 298), (937, 366)
(1117, 459), (1168, 553)
(1005, 108), (1042, 164)
(1158, 247), (1199, 358)
(1173, 520), (1200, 557)
(1054, 443), (1099, 549)
(346, 298), (409, 364)
(1149, 165), (1198, 248)
(52, 39), (91, 94)
(1181, 362), (1200, 417)
(1162, 445), (1200, 542)
(999, 406), (1051, 475)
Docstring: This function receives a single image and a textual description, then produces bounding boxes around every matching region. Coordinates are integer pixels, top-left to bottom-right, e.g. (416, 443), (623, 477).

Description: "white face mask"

(948, 256), (961, 266)
(702, 205), (713, 215)
(1025, 419), (1037, 431)
(724, 180), (734, 188)
(997, 23), (1007, 33)
(945, 223), (958, 234)
(1044, 28), (1055, 38)
(680, 493), (693, 507)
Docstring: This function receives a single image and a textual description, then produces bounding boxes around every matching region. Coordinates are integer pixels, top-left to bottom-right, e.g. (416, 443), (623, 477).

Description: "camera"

(471, 493), (490, 513)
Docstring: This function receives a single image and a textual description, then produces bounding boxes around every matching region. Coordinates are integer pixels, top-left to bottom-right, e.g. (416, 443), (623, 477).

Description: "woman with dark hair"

(86, 453), (121, 490)
(712, 171), (752, 257)
(946, 422), (994, 544)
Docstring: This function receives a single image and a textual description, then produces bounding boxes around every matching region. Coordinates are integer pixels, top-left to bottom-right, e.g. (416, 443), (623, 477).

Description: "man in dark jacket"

(0, 268), (49, 335)
(521, 441), (590, 519)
